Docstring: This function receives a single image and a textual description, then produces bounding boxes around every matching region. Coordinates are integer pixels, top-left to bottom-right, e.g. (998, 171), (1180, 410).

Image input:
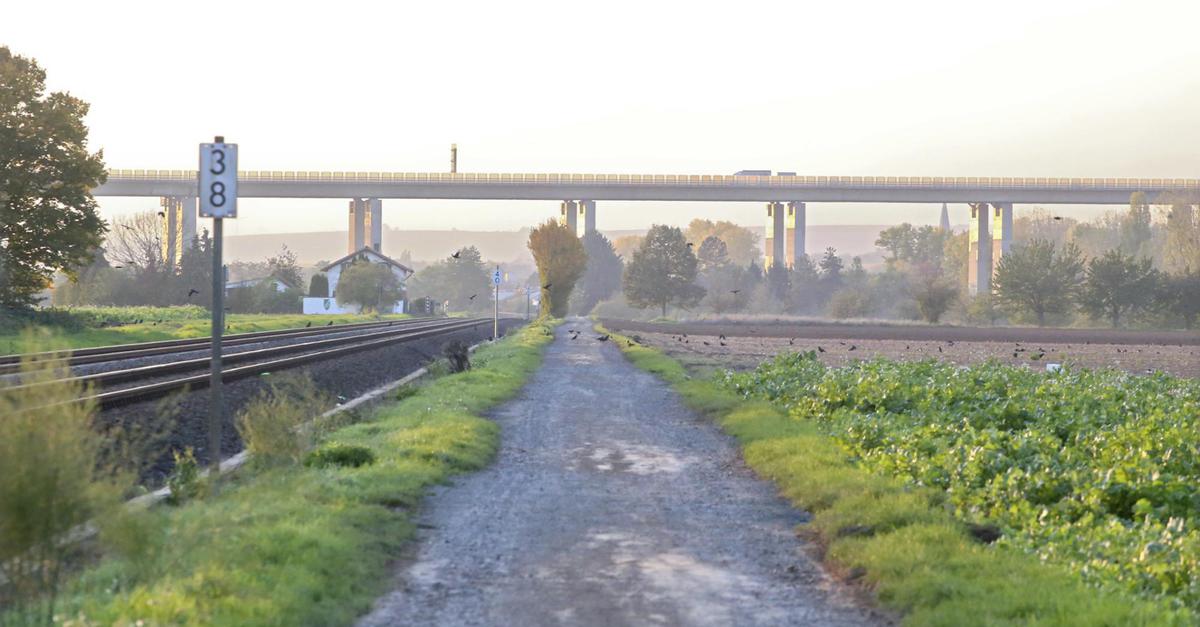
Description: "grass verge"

(0, 308), (409, 354)
(43, 319), (556, 626)
(597, 324), (1189, 626)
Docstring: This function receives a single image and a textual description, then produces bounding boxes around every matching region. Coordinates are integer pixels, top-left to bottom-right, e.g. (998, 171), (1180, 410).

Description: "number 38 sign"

(199, 142), (238, 218)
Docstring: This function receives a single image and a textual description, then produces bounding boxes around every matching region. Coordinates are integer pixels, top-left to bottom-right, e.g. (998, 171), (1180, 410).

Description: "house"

(303, 247), (415, 315)
(224, 276), (294, 295)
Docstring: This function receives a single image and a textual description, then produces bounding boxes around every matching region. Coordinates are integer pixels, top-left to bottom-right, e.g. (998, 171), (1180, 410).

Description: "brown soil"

(601, 319), (1200, 378)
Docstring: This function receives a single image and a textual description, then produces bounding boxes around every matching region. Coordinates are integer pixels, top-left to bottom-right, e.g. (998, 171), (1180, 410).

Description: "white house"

(225, 276), (293, 294)
(303, 247), (415, 315)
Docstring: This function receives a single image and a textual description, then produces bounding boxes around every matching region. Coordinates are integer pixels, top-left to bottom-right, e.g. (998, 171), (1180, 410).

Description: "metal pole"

(493, 265), (499, 340)
(209, 215), (224, 479)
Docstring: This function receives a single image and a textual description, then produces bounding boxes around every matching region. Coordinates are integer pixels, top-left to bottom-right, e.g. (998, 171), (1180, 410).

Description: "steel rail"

(75, 317), (491, 410)
(3, 318), (474, 395)
(0, 317), (436, 373)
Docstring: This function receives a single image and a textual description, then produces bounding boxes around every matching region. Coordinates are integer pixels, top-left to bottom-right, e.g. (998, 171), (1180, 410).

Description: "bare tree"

(106, 211), (164, 274)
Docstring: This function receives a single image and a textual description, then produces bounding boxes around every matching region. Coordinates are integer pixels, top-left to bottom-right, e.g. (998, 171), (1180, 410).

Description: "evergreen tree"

(527, 220), (587, 318)
(572, 232), (623, 315)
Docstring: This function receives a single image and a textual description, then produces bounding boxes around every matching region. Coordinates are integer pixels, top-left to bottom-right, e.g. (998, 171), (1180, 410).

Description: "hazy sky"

(5, 0), (1199, 237)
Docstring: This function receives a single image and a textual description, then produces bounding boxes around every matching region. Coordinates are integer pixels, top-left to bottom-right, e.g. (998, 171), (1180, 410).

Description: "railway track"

(0, 317), (434, 374)
(4, 316), (493, 410)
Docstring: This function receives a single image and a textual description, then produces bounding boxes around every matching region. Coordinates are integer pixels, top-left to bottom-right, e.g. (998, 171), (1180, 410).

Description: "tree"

(766, 263), (790, 302)
(572, 231), (623, 315)
(0, 47), (107, 307)
(1079, 250), (1160, 328)
(992, 239), (1083, 326)
(699, 264), (748, 314)
(407, 247), (490, 312)
(685, 219), (760, 266)
(527, 220), (587, 318)
(266, 245), (303, 290)
(335, 261), (403, 313)
(175, 230), (213, 307)
(623, 224), (705, 317)
(612, 235), (644, 260)
(308, 273), (329, 298)
(696, 235), (730, 272)
(1120, 192), (1153, 258)
(819, 247), (844, 287)
(1165, 270), (1200, 329)
(875, 223), (949, 268)
(909, 268), (959, 323)
(1161, 199), (1199, 274)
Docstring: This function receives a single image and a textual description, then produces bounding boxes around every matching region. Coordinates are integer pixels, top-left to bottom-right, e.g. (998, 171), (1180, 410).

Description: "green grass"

(45, 319), (557, 626)
(598, 324), (1191, 626)
(0, 307), (408, 354)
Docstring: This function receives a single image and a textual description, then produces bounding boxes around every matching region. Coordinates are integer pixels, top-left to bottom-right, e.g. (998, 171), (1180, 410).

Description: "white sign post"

(199, 137), (237, 480)
(493, 267), (502, 340)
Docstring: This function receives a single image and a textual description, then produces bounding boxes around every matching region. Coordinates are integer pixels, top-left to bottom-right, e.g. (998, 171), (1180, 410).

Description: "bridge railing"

(103, 169), (1200, 191)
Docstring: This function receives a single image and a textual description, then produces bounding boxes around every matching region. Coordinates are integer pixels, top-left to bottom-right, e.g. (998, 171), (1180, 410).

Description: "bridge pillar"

(367, 198), (382, 252)
(560, 200), (578, 236)
(349, 198), (383, 253)
(991, 202), (1012, 274)
(787, 201), (806, 266)
(967, 202), (992, 296)
(765, 202), (786, 268)
(160, 195), (196, 269)
(580, 200), (596, 236)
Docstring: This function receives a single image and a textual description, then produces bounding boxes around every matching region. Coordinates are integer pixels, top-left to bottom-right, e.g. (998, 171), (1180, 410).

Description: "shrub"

(236, 373), (328, 466)
(0, 338), (127, 621)
(165, 447), (203, 505)
(304, 443), (376, 469)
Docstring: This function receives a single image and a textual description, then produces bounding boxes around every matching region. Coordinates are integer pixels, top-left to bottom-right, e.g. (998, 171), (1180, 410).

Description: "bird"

(596, 334), (610, 342)
(719, 334), (726, 340)
(469, 294), (477, 300)
(451, 250), (461, 259)
(788, 338), (795, 345)
(187, 288), (199, 298)
(703, 341), (711, 346)
(720, 340), (727, 346)
(686, 242), (694, 248)
(1012, 352), (1019, 359)
(543, 283), (552, 290)
(730, 289), (740, 294)
(570, 333), (578, 340)
(849, 345), (857, 351)
(1031, 352), (1045, 360)
(938, 346), (943, 353)
(1053, 216), (1064, 221)
(817, 346), (825, 353)
(156, 210), (165, 217)
(112, 265), (123, 269)
(326, 321), (333, 326)
(305, 321), (312, 328)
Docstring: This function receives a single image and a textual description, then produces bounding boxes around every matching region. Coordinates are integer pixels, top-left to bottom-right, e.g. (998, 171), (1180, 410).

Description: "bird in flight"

(686, 242), (694, 247)
(543, 283), (552, 290)
(451, 250), (461, 259)
(596, 334), (610, 342)
(469, 294), (477, 300)
(1053, 216), (1064, 221)
(187, 288), (199, 298)
(157, 210), (165, 217)
(730, 289), (740, 294)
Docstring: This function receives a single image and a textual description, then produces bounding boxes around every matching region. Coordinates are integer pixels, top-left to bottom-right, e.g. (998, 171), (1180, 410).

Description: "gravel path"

(357, 319), (880, 627)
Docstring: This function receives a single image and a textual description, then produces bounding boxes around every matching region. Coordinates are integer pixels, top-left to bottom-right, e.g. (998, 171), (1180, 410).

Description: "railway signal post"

(493, 267), (501, 339)
(199, 136), (238, 481)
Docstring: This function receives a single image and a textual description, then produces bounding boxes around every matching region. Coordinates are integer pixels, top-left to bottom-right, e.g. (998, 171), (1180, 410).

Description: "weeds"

(235, 372), (329, 467)
(165, 448), (202, 505)
(305, 443), (375, 468)
(0, 335), (130, 625)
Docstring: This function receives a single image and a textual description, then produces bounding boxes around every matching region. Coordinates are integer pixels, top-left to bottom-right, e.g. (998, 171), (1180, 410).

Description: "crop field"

(718, 350), (1200, 612)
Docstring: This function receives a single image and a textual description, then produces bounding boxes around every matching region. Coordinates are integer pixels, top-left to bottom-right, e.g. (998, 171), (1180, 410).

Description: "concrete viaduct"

(95, 170), (1200, 295)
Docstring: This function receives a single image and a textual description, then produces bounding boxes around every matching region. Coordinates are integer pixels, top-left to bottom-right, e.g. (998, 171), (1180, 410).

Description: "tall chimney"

(450, 143), (457, 173)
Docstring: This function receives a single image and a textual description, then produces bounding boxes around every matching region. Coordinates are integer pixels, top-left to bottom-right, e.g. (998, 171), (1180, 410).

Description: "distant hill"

(225, 224), (900, 266)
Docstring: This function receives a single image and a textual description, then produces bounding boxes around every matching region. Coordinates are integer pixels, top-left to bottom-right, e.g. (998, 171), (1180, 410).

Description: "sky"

(5, 0), (1200, 237)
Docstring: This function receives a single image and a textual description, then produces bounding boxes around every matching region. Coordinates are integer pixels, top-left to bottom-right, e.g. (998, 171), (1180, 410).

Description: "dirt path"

(357, 320), (880, 627)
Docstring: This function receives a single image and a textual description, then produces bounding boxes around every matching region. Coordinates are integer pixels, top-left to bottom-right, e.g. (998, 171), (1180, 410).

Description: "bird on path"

(703, 341), (710, 346)
(719, 334), (726, 340)
(305, 321), (312, 328)
(469, 294), (477, 300)
(788, 338), (795, 345)
(596, 334), (610, 342)
(187, 288), (199, 298)
(849, 345), (857, 351)
(451, 251), (461, 259)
